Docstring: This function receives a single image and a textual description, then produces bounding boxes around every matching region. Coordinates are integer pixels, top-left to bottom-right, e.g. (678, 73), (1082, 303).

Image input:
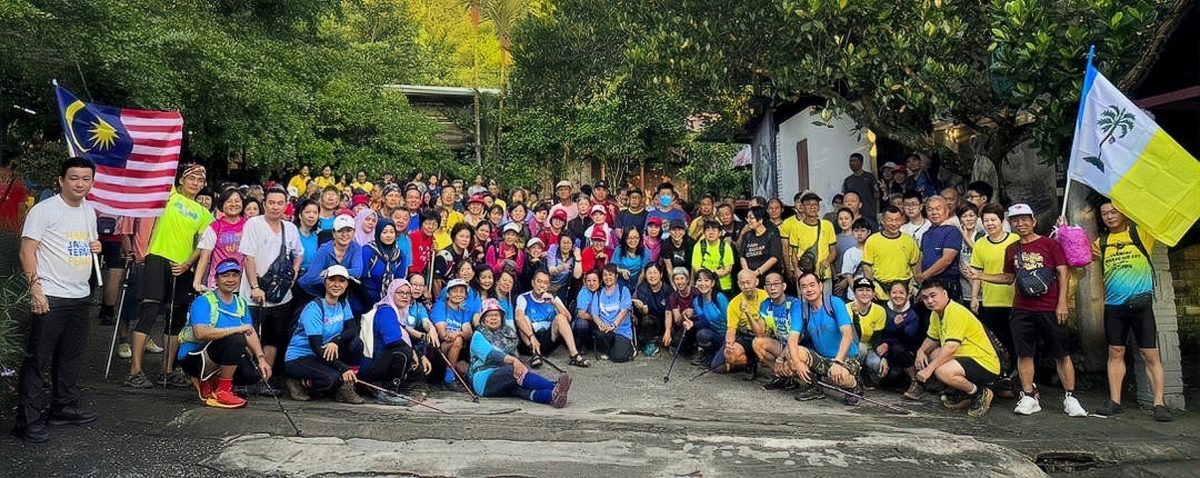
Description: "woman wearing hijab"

(360, 219), (412, 314)
(360, 278), (434, 404)
(353, 208), (378, 247)
(470, 298), (571, 407)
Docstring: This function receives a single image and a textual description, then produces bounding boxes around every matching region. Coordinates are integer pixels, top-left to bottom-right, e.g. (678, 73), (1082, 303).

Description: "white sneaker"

(1014, 393), (1042, 415)
(117, 343), (132, 359)
(145, 338), (163, 354)
(1063, 395), (1087, 417)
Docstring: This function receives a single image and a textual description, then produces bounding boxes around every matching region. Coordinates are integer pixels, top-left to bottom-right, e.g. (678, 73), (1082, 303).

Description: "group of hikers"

(11, 152), (1174, 445)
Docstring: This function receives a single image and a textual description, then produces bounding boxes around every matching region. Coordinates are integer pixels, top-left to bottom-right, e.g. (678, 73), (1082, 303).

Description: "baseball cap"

(446, 278), (469, 290)
(647, 216), (663, 227)
(591, 228), (607, 240)
(590, 204), (607, 215)
(214, 258), (242, 275)
(322, 264), (358, 283)
(468, 194), (486, 205)
(882, 161), (898, 170)
(669, 219), (687, 230)
(853, 277), (874, 290)
(526, 237), (545, 249)
(551, 209), (568, 222)
(352, 194), (369, 207)
(555, 180), (572, 189)
(800, 190), (822, 203)
(1007, 203), (1035, 218)
(594, 180), (609, 190)
(333, 214), (355, 231)
(671, 267), (690, 279)
(480, 298), (506, 317)
(503, 222), (521, 234)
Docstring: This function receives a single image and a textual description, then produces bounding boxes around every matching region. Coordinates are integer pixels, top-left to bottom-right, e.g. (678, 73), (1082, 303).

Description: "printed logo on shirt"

(1017, 251), (1045, 271)
(66, 230), (90, 266)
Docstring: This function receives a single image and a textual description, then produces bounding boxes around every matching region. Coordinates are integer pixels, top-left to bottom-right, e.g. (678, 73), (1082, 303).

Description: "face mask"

(660, 196), (672, 207)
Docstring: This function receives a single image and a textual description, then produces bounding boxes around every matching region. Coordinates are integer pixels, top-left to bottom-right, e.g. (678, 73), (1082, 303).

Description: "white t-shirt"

(238, 216), (303, 306)
(840, 245), (864, 301)
(900, 220), (931, 247)
(21, 195), (97, 299)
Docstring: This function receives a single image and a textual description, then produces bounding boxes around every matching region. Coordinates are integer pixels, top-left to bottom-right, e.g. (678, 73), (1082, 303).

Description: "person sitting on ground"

(178, 259), (271, 409)
(515, 270), (592, 368)
(360, 278), (433, 405)
(470, 299), (572, 408)
(588, 264), (635, 362)
(756, 272), (803, 391)
(573, 270), (603, 350)
(432, 278), (475, 392)
(685, 268), (727, 367)
(847, 277), (887, 387)
(633, 263), (672, 357)
(720, 270), (768, 378)
(787, 272), (862, 404)
(878, 280), (924, 398)
(284, 264), (365, 404)
(914, 279), (1000, 418)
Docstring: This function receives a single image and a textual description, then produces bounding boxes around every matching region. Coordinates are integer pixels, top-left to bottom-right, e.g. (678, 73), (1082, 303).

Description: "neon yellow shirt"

(147, 190), (214, 264)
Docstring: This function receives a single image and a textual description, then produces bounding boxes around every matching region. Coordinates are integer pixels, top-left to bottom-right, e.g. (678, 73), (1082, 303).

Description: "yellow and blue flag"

(1068, 50), (1200, 246)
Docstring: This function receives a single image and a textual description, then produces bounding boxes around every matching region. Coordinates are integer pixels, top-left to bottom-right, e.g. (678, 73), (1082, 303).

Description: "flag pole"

(1061, 45), (1097, 220)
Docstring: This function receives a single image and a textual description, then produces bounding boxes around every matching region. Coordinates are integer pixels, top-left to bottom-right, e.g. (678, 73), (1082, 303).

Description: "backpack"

(178, 292), (248, 345)
(1013, 241), (1055, 298)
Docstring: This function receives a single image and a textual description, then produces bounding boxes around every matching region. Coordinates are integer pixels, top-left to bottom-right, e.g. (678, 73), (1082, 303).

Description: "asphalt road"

(2, 324), (1197, 477)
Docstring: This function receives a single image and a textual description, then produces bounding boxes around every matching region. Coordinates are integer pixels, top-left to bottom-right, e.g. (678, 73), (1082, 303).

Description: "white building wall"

(775, 108), (871, 214)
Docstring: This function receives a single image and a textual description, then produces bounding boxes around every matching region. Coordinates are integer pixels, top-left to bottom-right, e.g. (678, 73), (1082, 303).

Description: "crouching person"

(284, 265), (366, 404)
(914, 279), (1000, 418)
(471, 299), (572, 407)
(178, 259), (271, 409)
(787, 272), (863, 404)
(360, 278), (433, 405)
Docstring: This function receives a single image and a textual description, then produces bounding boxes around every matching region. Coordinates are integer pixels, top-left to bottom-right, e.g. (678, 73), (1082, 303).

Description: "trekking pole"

(662, 325), (687, 383)
(244, 356), (304, 436)
(163, 275), (177, 388)
(539, 355), (566, 374)
(688, 362), (725, 382)
(104, 258), (133, 380)
(810, 379), (912, 415)
(436, 347), (480, 402)
(358, 381), (450, 414)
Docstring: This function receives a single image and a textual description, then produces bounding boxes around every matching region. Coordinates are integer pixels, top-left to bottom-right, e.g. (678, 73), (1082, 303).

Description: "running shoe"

(1014, 392), (1042, 415)
(144, 338), (163, 354)
(165, 370), (192, 388)
(967, 388), (994, 418)
(1093, 400), (1122, 417)
(1063, 394), (1087, 417)
(794, 384), (825, 401)
(551, 374), (572, 408)
(206, 388), (246, 409)
(941, 392), (971, 410)
(117, 343), (132, 359)
(124, 372), (155, 389)
(762, 378), (795, 391)
(1152, 405), (1174, 422)
(191, 376), (216, 401)
(643, 343), (659, 357)
(286, 378), (311, 401)
(842, 383), (864, 406)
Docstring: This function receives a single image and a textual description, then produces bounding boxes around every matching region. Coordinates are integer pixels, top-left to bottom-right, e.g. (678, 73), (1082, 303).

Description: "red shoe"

(206, 388), (246, 409)
(191, 376), (217, 401)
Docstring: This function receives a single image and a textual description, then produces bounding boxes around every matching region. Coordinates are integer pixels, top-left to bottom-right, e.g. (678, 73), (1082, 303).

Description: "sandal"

(568, 353), (591, 368)
(529, 355), (544, 368)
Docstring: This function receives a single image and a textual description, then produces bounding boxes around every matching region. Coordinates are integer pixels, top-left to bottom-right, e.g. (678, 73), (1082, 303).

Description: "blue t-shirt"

(759, 296), (802, 342)
(920, 224), (963, 279)
(177, 293), (250, 360)
(516, 291), (558, 332)
(285, 299), (352, 361)
(692, 293), (728, 335)
(431, 298), (474, 332)
(611, 246), (651, 288)
(790, 296), (858, 359)
(298, 229), (319, 274)
(592, 285), (633, 339)
(317, 215), (336, 232)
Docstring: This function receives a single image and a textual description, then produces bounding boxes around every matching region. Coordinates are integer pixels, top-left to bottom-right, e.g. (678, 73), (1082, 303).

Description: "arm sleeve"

(307, 335), (326, 357)
(374, 308), (404, 346)
(471, 331), (508, 366)
(345, 244), (364, 278)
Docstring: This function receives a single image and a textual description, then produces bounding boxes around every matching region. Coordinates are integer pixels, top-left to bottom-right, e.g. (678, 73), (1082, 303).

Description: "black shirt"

(741, 227), (783, 275)
(660, 236), (696, 270)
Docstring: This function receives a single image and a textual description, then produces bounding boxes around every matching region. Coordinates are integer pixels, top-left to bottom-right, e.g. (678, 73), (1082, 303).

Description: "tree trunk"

(474, 89), (482, 170)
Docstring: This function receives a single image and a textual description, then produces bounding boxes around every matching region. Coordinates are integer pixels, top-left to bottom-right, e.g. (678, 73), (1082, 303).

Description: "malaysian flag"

(55, 82), (182, 217)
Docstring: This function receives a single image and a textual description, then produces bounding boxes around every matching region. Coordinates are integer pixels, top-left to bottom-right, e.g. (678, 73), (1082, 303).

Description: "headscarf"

(478, 303), (518, 354)
(367, 219), (402, 286)
(354, 207), (377, 246)
(375, 277), (412, 346)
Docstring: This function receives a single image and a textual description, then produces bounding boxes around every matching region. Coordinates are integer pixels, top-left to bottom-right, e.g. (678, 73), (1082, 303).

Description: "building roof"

(381, 84), (500, 98)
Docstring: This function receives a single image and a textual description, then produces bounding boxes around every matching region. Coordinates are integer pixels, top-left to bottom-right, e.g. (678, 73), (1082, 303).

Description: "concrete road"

(3, 327), (1197, 477)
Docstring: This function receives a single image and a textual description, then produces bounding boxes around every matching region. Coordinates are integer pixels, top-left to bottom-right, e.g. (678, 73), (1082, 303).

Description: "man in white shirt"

(899, 190), (930, 246)
(239, 187), (304, 391)
(14, 158), (101, 443)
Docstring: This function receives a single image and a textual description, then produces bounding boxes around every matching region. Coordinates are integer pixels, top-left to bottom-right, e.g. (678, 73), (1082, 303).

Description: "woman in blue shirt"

(292, 200), (322, 305)
(585, 264), (634, 362)
(612, 228), (651, 289)
(470, 299), (570, 407)
(573, 270), (602, 350)
(284, 265), (365, 404)
(690, 268), (728, 369)
(360, 278), (433, 403)
(298, 215), (363, 298)
(359, 219), (412, 314)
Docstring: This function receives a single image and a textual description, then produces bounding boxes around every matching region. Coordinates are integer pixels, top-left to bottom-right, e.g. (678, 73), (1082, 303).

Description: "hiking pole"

(163, 275), (177, 388)
(436, 347), (480, 402)
(104, 258), (133, 380)
(688, 362), (725, 382)
(244, 356), (303, 436)
(357, 381), (450, 414)
(662, 325), (687, 383)
(810, 379), (912, 415)
(539, 355), (566, 374)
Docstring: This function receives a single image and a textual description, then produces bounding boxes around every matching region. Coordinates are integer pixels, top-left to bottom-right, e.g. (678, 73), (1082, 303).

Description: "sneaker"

(10, 421), (50, 444)
(444, 380), (467, 393)
(47, 407), (98, 426)
(599, 354), (609, 361)
(335, 381), (365, 404)
(902, 382), (924, 401)
(247, 381), (281, 397)
(1152, 405), (1174, 422)
(124, 372), (155, 389)
(941, 392), (972, 410)
(144, 338), (163, 354)
(206, 388), (247, 409)
(1014, 392), (1042, 415)
(763, 378), (794, 391)
(376, 391), (413, 407)
(551, 374), (572, 408)
(286, 378), (311, 401)
(842, 383), (864, 406)
(643, 343), (659, 357)
(794, 384), (826, 401)
(967, 388), (994, 418)
(191, 376), (216, 401)
(165, 370), (192, 388)
(1063, 394), (1087, 417)
(1093, 399), (1122, 417)
(117, 343), (132, 359)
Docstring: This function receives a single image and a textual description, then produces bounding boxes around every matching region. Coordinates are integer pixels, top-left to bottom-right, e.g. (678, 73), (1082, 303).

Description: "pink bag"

(1054, 225), (1093, 267)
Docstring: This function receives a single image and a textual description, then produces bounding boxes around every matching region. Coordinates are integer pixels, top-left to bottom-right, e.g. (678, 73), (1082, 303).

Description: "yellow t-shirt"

(147, 191), (214, 264)
(928, 301), (1000, 375)
(313, 176), (337, 190)
(862, 231), (919, 296)
(287, 175), (309, 197)
(433, 230), (451, 250)
(442, 210), (465, 235)
(847, 301), (887, 347)
(779, 216), (837, 278)
(349, 181), (374, 194)
(969, 232), (1019, 308)
(726, 289), (769, 336)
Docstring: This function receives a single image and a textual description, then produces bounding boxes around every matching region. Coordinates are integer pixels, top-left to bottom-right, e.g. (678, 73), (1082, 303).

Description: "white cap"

(503, 222), (521, 234)
(322, 264), (359, 283)
(590, 204), (607, 215)
(1006, 203), (1035, 218)
(555, 180), (572, 189)
(526, 237), (544, 249)
(446, 278), (469, 290)
(333, 214), (356, 231)
(882, 161), (898, 170)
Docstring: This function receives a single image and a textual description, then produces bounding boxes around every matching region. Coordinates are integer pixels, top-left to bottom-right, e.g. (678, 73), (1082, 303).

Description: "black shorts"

(519, 327), (560, 356)
(1104, 303), (1157, 349)
(1009, 309), (1069, 359)
(956, 357), (998, 387)
(100, 240), (124, 269)
(254, 303), (298, 350)
(140, 254), (194, 306)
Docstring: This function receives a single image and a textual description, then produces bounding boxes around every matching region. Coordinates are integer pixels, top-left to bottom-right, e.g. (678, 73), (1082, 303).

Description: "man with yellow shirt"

(721, 270), (768, 378)
(779, 191), (837, 282)
(861, 205), (920, 297)
(963, 203), (1018, 391)
(915, 279), (1000, 418)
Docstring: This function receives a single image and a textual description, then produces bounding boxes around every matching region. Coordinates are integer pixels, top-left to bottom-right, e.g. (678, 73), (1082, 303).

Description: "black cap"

(669, 219), (687, 230)
(853, 277), (874, 290)
(594, 180), (609, 190)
